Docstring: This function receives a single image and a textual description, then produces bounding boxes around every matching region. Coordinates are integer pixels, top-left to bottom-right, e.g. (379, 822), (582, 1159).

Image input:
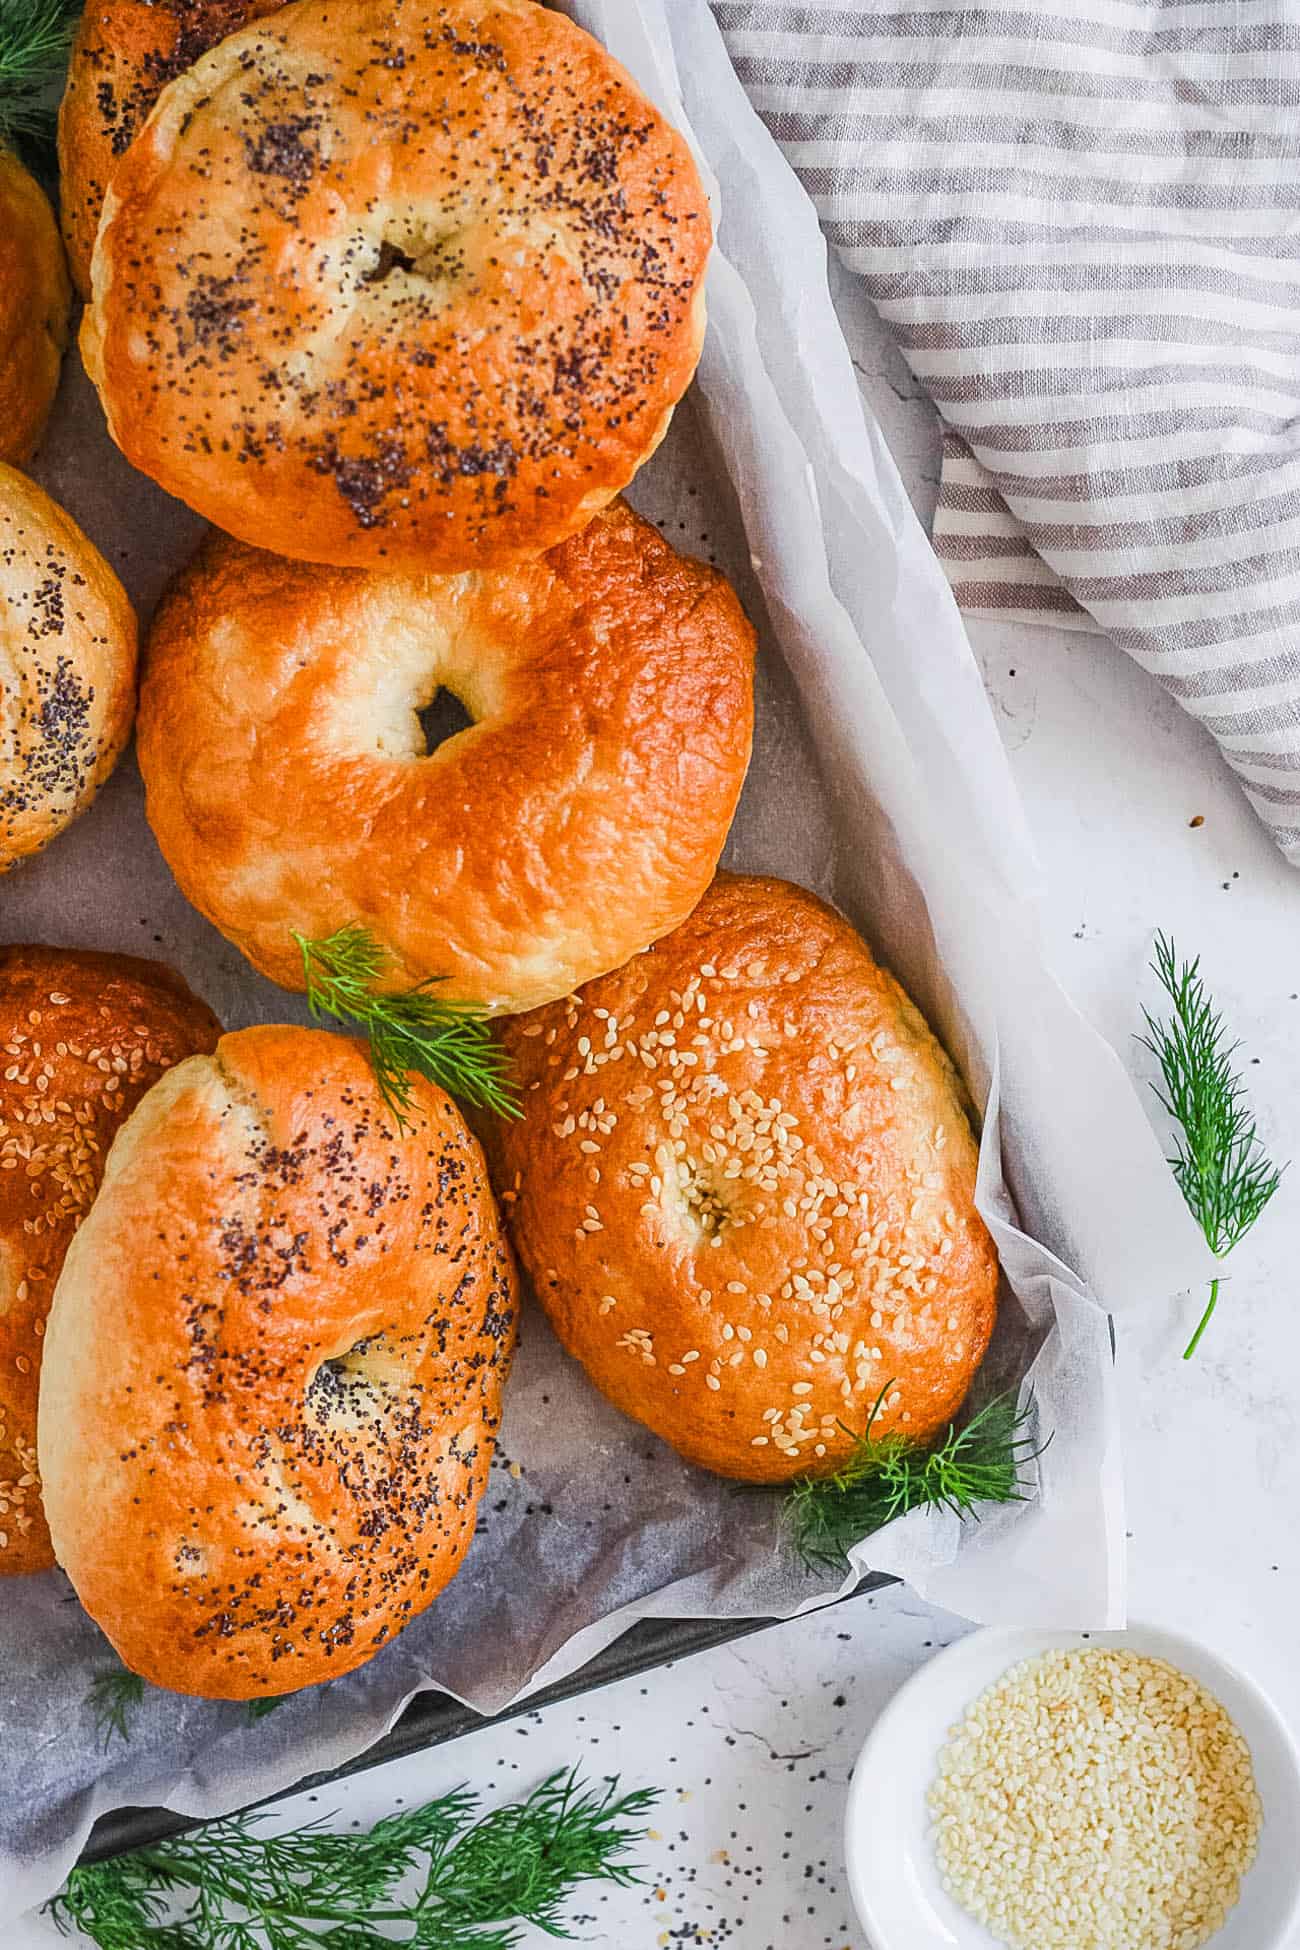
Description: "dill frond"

(295, 924), (518, 1129)
(0, 0), (79, 170)
(46, 1769), (660, 1949)
(1140, 932), (1283, 1355)
(785, 1385), (1046, 1572)
(85, 1667), (145, 1751)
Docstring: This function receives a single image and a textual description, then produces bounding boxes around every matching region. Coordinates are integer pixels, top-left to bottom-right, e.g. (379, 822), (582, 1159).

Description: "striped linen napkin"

(712, 0), (1300, 860)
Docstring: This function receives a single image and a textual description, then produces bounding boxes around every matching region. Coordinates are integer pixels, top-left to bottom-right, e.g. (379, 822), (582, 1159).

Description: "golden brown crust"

(38, 1024), (518, 1695)
(58, 0), (283, 297)
(0, 153), (70, 466)
(0, 947), (220, 1576)
(82, 0), (712, 570)
(137, 501), (755, 1013)
(493, 875), (998, 1484)
(0, 466), (138, 870)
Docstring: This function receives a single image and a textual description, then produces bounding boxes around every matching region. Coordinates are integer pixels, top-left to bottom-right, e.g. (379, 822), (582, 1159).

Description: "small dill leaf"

(0, 0), (80, 170)
(295, 924), (519, 1128)
(85, 1666), (145, 1751)
(245, 1695), (285, 1723)
(785, 1386), (1045, 1572)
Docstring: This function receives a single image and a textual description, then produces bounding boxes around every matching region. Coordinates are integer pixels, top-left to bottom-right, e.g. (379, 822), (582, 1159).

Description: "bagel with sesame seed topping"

(0, 946), (220, 1577)
(38, 1023), (517, 1695)
(80, 0), (712, 571)
(0, 466), (137, 872)
(492, 875), (998, 1484)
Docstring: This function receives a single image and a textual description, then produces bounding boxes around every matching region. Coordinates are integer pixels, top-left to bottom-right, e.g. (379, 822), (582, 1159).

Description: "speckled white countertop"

(10, 277), (1300, 1950)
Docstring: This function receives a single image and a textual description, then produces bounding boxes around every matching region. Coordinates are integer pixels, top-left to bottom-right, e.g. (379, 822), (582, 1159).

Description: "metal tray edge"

(79, 1577), (887, 1866)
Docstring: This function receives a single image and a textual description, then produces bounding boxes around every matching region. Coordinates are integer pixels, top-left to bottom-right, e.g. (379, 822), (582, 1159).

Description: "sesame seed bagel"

(0, 946), (219, 1577)
(137, 502), (755, 1014)
(38, 1024), (517, 1696)
(0, 151), (70, 467)
(493, 875), (998, 1484)
(58, 0), (284, 297)
(0, 466), (137, 871)
(81, 0), (711, 570)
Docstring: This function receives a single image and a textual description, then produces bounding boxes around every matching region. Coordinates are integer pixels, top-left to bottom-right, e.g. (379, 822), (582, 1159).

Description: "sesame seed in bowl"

(930, 1648), (1260, 1949)
(844, 1624), (1300, 1950)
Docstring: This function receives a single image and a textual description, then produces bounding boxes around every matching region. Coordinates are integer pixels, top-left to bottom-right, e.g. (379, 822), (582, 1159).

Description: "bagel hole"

(362, 223), (469, 290)
(418, 686), (475, 756)
(683, 1174), (732, 1238)
(307, 1332), (404, 1421)
(365, 239), (418, 285)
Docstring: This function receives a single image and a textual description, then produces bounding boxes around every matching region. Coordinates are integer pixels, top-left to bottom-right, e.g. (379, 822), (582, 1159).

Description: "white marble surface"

(9, 277), (1300, 1949)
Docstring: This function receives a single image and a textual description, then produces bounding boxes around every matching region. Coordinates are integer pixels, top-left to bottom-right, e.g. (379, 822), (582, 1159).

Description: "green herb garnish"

(1140, 932), (1284, 1358)
(47, 1768), (660, 1949)
(88, 1667), (291, 1746)
(245, 1695), (286, 1723)
(0, 0), (78, 172)
(295, 924), (518, 1130)
(785, 1385), (1045, 1571)
(85, 1667), (144, 1751)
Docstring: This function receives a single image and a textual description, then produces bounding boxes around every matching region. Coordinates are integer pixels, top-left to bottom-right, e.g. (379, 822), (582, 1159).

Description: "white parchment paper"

(0, 0), (1212, 1910)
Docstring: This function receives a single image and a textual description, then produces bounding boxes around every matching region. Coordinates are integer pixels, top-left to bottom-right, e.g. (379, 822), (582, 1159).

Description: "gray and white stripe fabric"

(711, 0), (1300, 859)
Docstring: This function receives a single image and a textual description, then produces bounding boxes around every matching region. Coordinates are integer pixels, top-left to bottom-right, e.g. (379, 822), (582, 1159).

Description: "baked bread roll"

(138, 503), (754, 1014)
(39, 1025), (517, 1696)
(0, 151), (70, 466)
(0, 947), (219, 1576)
(82, 0), (711, 571)
(58, 0), (283, 295)
(494, 876), (998, 1483)
(0, 466), (137, 871)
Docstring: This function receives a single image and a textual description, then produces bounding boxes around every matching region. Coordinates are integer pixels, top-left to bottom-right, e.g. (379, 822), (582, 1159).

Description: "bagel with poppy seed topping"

(58, 0), (284, 296)
(0, 466), (137, 872)
(81, 0), (712, 570)
(38, 1024), (517, 1695)
(493, 875), (998, 1483)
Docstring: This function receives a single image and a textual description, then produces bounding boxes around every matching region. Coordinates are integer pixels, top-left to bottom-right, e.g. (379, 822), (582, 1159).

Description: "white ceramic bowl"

(844, 1622), (1300, 1950)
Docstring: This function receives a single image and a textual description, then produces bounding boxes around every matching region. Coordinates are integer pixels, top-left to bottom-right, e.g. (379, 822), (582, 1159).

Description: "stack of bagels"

(0, 0), (998, 1703)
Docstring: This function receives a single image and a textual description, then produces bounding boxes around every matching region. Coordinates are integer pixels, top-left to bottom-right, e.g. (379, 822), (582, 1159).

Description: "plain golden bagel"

(493, 875), (999, 1484)
(81, 0), (712, 571)
(0, 151), (70, 465)
(38, 1024), (518, 1697)
(58, 0), (283, 296)
(137, 502), (755, 1014)
(0, 947), (219, 1577)
(0, 466), (137, 870)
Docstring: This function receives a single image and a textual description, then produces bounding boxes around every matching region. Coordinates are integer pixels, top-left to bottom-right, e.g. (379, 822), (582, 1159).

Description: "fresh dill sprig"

(85, 1667), (145, 1751)
(46, 1768), (661, 1950)
(295, 924), (519, 1130)
(1140, 931), (1283, 1358)
(785, 1386), (1045, 1572)
(0, 0), (80, 171)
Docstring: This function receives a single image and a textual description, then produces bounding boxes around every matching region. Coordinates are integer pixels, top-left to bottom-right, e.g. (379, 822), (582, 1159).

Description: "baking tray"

(75, 1317), (1117, 1864)
(79, 1576), (888, 1865)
